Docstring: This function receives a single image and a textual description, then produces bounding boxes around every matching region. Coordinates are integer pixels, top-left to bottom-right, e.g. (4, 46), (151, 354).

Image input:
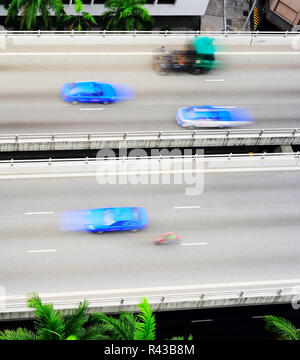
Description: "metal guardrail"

(0, 128), (299, 142)
(2, 286), (299, 313)
(0, 30), (299, 37)
(1, 152), (300, 166)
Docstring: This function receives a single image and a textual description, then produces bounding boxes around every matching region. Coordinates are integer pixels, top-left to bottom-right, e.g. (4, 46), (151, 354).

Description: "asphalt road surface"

(0, 169), (299, 297)
(0, 50), (299, 133)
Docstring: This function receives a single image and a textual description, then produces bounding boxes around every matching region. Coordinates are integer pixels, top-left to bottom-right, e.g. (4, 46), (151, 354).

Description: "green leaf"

(27, 292), (65, 340)
(0, 328), (38, 340)
(264, 315), (300, 340)
(134, 298), (156, 340)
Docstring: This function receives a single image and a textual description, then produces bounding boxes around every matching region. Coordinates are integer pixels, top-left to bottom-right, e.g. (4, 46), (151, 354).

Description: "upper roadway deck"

(0, 33), (299, 134)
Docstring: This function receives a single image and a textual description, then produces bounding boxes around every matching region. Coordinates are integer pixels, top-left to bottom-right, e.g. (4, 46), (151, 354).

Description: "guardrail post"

(85, 157), (89, 164)
(37, 30), (40, 37)
(164, 30), (168, 37)
(228, 153), (232, 160)
(277, 289), (283, 295)
(255, 129), (264, 146)
(15, 135), (18, 143)
(200, 294), (205, 300)
(161, 296), (165, 303)
(133, 30), (136, 37)
(102, 30), (106, 37)
(261, 152), (266, 160)
(88, 133), (91, 141)
(239, 291), (244, 297)
(123, 133), (127, 140)
(10, 159), (14, 167)
(284, 30), (288, 37)
(120, 298), (124, 305)
(48, 158), (52, 166)
(51, 134), (55, 141)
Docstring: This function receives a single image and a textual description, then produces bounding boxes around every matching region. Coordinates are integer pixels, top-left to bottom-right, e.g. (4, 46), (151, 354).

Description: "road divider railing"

(0, 152), (299, 179)
(0, 128), (299, 151)
(0, 30), (299, 52)
(1, 285), (299, 319)
(0, 30), (299, 37)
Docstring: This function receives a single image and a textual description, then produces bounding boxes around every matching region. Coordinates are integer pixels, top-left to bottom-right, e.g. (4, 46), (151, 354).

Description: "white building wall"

(0, 0), (210, 17)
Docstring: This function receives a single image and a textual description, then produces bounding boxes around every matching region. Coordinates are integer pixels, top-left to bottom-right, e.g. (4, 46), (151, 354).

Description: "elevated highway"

(0, 33), (299, 134)
(0, 156), (299, 318)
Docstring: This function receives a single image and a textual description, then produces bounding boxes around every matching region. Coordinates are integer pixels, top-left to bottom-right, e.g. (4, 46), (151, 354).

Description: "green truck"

(153, 37), (216, 75)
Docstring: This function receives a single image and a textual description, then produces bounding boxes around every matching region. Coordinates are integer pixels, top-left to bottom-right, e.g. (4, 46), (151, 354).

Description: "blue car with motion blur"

(62, 207), (149, 234)
(176, 106), (253, 129)
(60, 81), (133, 104)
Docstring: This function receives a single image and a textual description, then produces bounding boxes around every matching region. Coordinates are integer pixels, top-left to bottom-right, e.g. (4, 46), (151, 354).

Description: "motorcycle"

(155, 232), (180, 245)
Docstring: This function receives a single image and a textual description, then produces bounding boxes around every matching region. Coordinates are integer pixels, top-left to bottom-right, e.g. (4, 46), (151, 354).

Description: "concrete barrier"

(1, 281), (299, 320)
(0, 153), (299, 178)
(0, 129), (299, 151)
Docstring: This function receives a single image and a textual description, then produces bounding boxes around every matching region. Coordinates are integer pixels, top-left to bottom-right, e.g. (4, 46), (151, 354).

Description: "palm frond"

(74, 0), (83, 14)
(27, 292), (65, 340)
(167, 334), (193, 340)
(134, 298), (156, 340)
(93, 312), (135, 340)
(0, 328), (38, 340)
(63, 300), (90, 338)
(264, 315), (300, 340)
(101, 0), (153, 31)
(77, 325), (112, 340)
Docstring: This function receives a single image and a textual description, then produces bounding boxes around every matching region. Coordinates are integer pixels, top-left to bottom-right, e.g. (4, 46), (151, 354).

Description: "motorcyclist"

(163, 232), (177, 241)
(157, 232), (179, 245)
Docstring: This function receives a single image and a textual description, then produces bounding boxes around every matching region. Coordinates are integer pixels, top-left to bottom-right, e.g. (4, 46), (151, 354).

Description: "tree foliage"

(5, 0), (65, 30)
(134, 297), (156, 340)
(264, 315), (300, 340)
(63, 0), (97, 31)
(101, 0), (154, 31)
(0, 294), (191, 340)
(0, 292), (108, 340)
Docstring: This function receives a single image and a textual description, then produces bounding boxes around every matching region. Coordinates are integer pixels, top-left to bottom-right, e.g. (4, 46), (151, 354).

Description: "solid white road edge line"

(0, 52), (300, 56)
(0, 166), (300, 180)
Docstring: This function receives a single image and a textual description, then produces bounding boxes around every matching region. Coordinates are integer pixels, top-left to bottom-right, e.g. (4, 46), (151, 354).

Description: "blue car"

(176, 106), (253, 129)
(60, 81), (117, 104)
(62, 207), (149, 233)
